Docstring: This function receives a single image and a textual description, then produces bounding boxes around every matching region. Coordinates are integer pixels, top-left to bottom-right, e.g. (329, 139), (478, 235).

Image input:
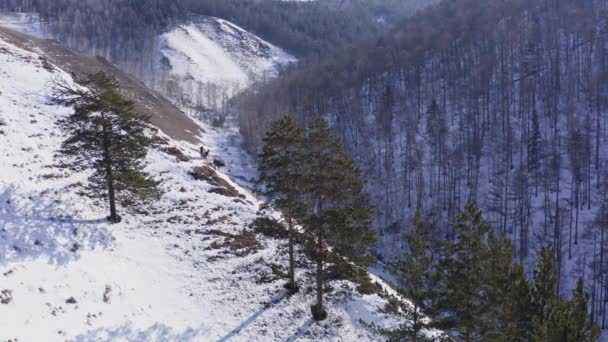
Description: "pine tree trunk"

(314, 226), (325, 320)
(313, 200), (326, 321)
(102, 118), (119, 224)
(412, 305), (419, 342)
(288, 216), (296, 293)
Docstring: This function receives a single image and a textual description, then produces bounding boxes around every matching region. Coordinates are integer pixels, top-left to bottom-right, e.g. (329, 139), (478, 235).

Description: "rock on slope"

(0, 29), (439, 341)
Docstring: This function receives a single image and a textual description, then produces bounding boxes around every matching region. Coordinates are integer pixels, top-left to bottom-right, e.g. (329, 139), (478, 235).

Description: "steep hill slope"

(154, 16), (296, 116)
(236, 0), (608, 310)
(0, 28), (440, 341)
(0, 26), (202, 144)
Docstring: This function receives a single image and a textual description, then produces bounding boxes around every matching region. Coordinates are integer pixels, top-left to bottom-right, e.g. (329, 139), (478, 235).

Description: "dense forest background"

(0, 0), (433, 61)
(236, 0), (608, 326)
(7, 0), (608, 333)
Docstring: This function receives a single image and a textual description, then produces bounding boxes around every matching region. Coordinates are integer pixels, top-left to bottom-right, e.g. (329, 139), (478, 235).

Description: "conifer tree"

(567, 278), (601, 341)
(484, 235), (533, 341)
(54, 72), (159, 223)
(387, 211), (433, 341)
(530, 248), (600, 342)
(435, 202), (492, 341)
(531, 246), (558, 329)
(303, 117), (374, 321)
(256, 116), (308, 293)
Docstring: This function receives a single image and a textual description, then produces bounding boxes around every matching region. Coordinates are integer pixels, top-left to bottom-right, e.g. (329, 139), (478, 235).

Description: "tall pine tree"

(566, 278), (601, 341)
(484, 235), (533, 341)
(54, 72), (159, 223)
(530, 247), (600, 341)
(387, 211), (433, 341)
(435, 202), (492, 341)
(256, 116), (308, 293)
(303, 117), (375, 321)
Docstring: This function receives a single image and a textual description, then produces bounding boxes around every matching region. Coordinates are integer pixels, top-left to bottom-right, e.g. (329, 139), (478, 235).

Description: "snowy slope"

(159, 17), (295, 87)
(0, 12), (44, 38)
(154, 16), (296, 116)
(0, 30), (440, 342)
(152, 17), (298, 190)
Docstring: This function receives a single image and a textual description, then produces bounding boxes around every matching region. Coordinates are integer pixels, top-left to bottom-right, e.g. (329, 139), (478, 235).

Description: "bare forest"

(237, 0), (608, 326)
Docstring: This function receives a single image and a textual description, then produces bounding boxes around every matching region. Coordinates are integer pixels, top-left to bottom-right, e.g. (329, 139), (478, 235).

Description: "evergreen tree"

(256, 116), (308, 293)
(530, 279), (600, 342)
(566, 278), (601, 342)
(483, 235), (533, 341)
(54, 72), (159, 223)
(303, 117), (375, 321)
(386, 211), (433, 341)
(530, 248), (600, 342)
(435, 202), (492, 341)
(531, 246), (558, 329)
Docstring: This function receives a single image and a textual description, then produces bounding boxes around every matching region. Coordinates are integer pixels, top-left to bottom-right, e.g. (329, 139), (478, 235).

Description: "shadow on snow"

(217, 290), (288, 342)
(72, 323), (205, 342)
(0, 186), (112, 266)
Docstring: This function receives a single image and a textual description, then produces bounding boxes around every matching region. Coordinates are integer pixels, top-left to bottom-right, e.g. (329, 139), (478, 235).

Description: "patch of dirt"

(190, 165), (245, 199)
(162, 146), (191, 162)
(1, 289), (13, 304)
(0, 27), (203, 143)
(207, 229), (261, 257)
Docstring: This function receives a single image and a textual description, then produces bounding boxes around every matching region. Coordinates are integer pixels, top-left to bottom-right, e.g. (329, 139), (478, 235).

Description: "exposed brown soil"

(0, 27), (203, 144)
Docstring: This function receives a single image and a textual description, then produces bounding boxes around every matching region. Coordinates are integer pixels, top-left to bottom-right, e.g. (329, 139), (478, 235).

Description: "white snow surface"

(0, 13), (44, 38)
(0, 32), (440, 341)
(159, 16), (296, 91)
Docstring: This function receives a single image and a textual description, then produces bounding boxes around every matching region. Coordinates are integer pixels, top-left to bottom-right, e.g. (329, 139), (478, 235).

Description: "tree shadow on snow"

(284, 319), (315, 342)
(0, 186), (112, 266)
(217, 290), (288, 342)
(72, 323), (204, 342)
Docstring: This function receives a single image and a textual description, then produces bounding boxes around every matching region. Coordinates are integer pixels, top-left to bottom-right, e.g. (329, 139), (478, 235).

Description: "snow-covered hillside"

(160, 17), (294, 87)
(0, 28), (438, 341)
(0, 12), (43, 37)
(154, 16), (295, 113)
(152, 17), (297, 190)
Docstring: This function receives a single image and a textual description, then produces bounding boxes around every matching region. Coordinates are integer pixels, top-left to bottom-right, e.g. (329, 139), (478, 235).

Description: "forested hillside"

(237, 0), (608, 324)
(0, 24), (438, 342)
(0, 0), (433, 61)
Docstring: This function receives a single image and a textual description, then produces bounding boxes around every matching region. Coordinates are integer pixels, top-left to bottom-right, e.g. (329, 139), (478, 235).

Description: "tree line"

(385, 203), (600, 341)
(256, 116), (601, 340)
(236, 0), (608, 325)
(1, 0), (434, 64)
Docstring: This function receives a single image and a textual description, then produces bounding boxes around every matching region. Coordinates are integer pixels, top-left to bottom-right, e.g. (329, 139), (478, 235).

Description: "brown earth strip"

(0, 26), (203, 144)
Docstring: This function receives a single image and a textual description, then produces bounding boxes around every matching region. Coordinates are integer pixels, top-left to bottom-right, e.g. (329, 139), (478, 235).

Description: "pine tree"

(566, 278), (601, 342)
(54, 72), (159, 223)
(530, 248), (600, 342)
(387, 211), (433, 341)
(483, 235), (533, 341)
(256, 116), (308, 293)
(303, 117), (375, 321)
(435, 202), (492, 341)
(531, 246), (558, 329)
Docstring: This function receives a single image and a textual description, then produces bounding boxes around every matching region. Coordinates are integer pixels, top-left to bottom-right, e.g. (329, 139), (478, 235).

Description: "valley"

(1, 0), (606, 340)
